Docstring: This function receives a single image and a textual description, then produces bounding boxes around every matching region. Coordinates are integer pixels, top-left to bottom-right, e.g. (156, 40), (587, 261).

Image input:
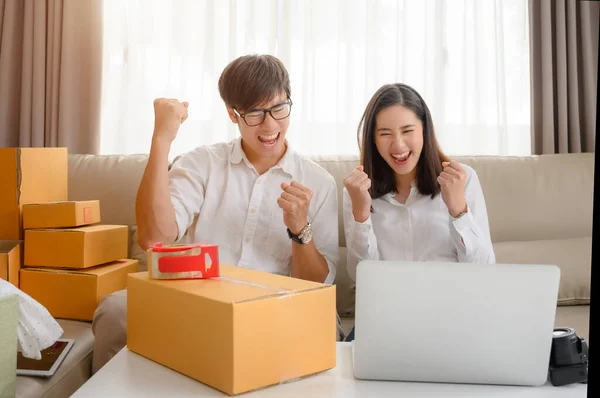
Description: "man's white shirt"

(168, 137), (339, 284)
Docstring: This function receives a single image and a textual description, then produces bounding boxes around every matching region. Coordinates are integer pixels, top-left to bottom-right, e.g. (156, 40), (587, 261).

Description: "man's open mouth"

(258, 132), (280, 147)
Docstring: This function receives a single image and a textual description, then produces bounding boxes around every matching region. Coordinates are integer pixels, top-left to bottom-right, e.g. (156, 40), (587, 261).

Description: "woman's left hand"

(438, 160), (468, 218)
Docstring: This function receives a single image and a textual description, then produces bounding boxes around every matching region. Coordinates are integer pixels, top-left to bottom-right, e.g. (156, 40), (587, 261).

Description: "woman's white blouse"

(343, 164), (496, 282)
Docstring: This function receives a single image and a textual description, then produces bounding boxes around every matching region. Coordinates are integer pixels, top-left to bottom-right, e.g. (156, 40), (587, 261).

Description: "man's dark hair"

(218, 54), (291, 112)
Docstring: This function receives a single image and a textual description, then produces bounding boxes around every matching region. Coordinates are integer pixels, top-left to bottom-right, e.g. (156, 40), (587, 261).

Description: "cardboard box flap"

(26, 201), (77, 205)
(33, 224), (124, 233)
(130, 264), (330, 304)
(25, 259), (137, 277)
(0, 241), (21, 253)
(233, 285), (329, 304)
(222, 265), (325, 292)
(85, 259), (138, 276)
(22, 268), (97, 277)
(25, 200), (99, 207)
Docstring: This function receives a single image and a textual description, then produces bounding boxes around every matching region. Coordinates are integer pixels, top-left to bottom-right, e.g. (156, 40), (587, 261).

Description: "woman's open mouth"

(391, 151), (411, 165)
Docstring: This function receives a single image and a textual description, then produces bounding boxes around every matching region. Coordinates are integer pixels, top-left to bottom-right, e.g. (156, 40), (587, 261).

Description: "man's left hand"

(277, 181), (312, 235)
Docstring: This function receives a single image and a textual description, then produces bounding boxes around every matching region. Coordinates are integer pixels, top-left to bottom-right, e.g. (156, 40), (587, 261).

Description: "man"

(91, 54), (342, 373)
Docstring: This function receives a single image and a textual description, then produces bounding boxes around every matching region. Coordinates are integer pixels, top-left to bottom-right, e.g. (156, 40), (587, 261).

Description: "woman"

(343, 83), (495, 341)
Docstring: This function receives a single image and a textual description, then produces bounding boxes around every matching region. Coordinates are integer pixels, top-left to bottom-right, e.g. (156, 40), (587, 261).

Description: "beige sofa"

(15, 151), (593, 397)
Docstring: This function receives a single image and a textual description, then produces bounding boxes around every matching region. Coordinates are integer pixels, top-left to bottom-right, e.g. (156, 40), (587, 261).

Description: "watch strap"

(287, 228), (304, 244)
(287, 223), (311, 244)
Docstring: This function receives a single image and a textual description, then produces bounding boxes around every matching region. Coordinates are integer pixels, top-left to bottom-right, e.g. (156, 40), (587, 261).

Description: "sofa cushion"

(311, 156), (359, 248)
(493, 237), (591, 305)
(16, 319), (94, 398)
(130, 226), (148, 271)
(311, 153), (595, 247)
(555, 305), (590, 344)
(68, 154), (149, 227)
(457, 154), (594, 243)
(340, 305), (590, 346)
(66, 153), (593, 317)
(68, 154), (149, 258)
(335, 237), (591, 317)
(334, 247), (355, 317)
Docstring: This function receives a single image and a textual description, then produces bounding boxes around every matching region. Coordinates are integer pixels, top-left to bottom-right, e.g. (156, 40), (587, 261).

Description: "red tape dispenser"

(148, 243), (220, 280)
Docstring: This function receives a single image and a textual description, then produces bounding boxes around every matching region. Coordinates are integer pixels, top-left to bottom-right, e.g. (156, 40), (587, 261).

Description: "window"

(101, 0), (530, 159)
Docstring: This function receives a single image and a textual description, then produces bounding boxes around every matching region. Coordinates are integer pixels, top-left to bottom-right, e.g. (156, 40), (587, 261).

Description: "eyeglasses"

(233, 100), (293, 127)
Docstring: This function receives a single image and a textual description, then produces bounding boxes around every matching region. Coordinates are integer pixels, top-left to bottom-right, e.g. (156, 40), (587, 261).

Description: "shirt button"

(250, 208), (255, 214)
(245, 237), (250, 243)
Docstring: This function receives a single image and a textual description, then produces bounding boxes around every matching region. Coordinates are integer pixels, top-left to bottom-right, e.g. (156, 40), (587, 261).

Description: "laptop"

(352, 261), (560, 387)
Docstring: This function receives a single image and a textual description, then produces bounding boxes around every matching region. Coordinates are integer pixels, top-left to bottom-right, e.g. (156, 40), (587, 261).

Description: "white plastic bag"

(0, 280), (63, 359)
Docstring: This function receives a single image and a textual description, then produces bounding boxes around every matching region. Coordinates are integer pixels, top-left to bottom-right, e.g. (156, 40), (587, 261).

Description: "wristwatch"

(287, 223), (313, 244)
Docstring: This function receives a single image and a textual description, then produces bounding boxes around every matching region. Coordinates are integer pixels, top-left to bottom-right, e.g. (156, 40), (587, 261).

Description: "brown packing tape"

(215, 276), (295, 300)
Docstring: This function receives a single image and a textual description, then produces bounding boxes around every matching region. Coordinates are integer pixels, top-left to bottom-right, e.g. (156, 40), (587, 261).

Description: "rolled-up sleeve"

(168, 151), (208, 242)
(343, 188), (380, 282)
(310, 176), (339, 285)
(449, 167), (495, 264)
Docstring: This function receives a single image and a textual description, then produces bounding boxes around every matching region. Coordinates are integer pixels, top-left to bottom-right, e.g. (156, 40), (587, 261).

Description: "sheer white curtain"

(101, 0), (530, 159)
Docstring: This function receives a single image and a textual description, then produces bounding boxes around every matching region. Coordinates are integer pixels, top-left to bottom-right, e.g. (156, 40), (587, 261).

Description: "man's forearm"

(290, 242), (329, 283)
(135, 138), (178, 249)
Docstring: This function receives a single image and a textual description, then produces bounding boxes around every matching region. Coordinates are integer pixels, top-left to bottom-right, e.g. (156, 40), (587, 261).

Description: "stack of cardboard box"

(0, 148), (138, 321)
(0, 148), (69, 287)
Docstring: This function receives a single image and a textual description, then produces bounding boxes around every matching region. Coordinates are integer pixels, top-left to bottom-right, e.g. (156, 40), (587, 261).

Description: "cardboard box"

(127, 265), (337, 396)
(0, 148), (68, 240)
(0, 241), (21, 287)
(24, 225), (128, 268)
(20, 259), (139, 321)
(23, 200), (101, 230)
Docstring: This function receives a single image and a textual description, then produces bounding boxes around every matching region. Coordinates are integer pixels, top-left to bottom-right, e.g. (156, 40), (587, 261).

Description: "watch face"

(301, 226), (313, 243)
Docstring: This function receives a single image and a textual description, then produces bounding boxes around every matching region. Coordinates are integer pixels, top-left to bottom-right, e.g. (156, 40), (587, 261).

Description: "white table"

(72, 343), (586, 397)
